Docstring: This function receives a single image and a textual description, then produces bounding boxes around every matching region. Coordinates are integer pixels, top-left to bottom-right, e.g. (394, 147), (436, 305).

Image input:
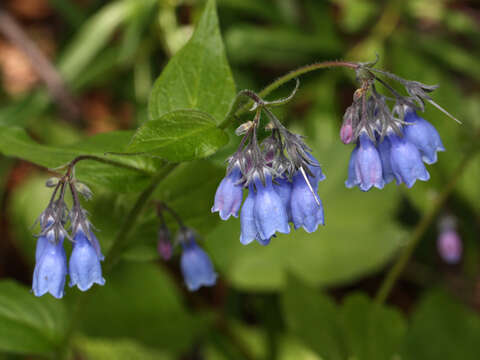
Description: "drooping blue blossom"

(240, 184), (271, 246)
(388, 133), (430, 188)
(253, 175), (290, 240)
(180, 232), (217, 291)
(352, 133), (385, 191)
(345, 146), (360, 188)
(273, 177), (293, 222)
(403, 109), (445, 165)
(32, 231), (67, 299)
(69, 229), (105, 291)
(212, 165), (243, 220)
(290, 170), (325, 232)
(377, 137), (395, 184)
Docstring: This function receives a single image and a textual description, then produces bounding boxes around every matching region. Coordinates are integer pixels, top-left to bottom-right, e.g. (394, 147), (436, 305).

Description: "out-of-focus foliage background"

(0, 0), (479, 359)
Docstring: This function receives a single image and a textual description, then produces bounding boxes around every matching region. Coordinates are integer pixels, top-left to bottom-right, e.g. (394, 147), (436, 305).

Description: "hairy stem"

(220, 61), (358, 129)
(375, 146), (479, 304)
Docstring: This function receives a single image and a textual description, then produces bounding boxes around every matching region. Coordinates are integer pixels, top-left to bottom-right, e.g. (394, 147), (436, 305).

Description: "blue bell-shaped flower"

(32, 233), (67, 299)
(403, 109), (445, 165)
(69, 229), (105, 291)
(353, 133), (385, 191)
(211, 166), (244, 220)
(388, 133), (430, 188)
(180, 236), (217, 291)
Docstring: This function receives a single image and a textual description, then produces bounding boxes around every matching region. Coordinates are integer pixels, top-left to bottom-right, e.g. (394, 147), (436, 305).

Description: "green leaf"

(148, 0), (236, 123)
(402, 290), (480, 360)
(74, 336), (172, 360)
(127, 109), (229, 161)
(341, 294), (406, 360)
(282, 277), (345, 360)
(0, 280), (67, 355)
(282, 278), (407, 360)
(0, 126), (163, 192)
(78, 262), (210, 354)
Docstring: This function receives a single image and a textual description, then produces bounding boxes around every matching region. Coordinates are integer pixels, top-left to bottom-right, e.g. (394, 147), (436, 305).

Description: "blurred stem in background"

(376, 134), (480, 304)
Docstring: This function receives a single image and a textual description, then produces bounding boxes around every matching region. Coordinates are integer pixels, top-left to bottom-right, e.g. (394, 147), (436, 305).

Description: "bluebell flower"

(180, 237), (217, 291)
(290, 170), (325, 233)
(404, 109), (445, 165)
(377, 137), (395, 184)
(240, 184), (271, 246)
(350, 133), (385, 191)
(69, 229), (105, 291)
(345, 146), (360, 188)
(32, 232), (67, 299)
(253, 175), (290, 240)
(388, 133), (430, 188)
(273, 177), (293, 222)
(212, 166), (243, 220)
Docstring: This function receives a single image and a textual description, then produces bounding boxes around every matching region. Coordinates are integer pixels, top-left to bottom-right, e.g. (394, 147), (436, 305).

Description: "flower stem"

(219, 60), (358, 129)
(104, 163), (177, 272)
(375, 146), (479, 304)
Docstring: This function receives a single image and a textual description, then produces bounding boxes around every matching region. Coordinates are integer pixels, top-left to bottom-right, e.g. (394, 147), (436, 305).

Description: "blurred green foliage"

(0, 0), (479, 359)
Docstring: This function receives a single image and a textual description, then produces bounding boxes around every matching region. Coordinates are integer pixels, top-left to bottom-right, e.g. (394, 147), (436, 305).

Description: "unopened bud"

(437, 216), (462, 264)
(235, 121), (254, 136)
(46, 177), (60, 188)
(75, 182), (93, 200)
(340, 117), (353, 144)
(157, 227), (172, 260)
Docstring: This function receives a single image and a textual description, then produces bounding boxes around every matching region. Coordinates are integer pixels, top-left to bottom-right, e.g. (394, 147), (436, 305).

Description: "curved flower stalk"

(340, 61), (456, 191)
(212, 82), (326, 245)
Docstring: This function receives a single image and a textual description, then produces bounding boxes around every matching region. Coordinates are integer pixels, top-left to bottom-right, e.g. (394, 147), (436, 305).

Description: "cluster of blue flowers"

(212, 88), (325, 245)
(32, 179), (104, 299)
(31, 62), (457, 297)
(344, 108), (444, 191)
(339, 63), (456, 192)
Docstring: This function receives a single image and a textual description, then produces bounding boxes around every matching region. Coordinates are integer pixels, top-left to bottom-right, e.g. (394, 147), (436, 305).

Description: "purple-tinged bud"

(157, 227), (172, 261)
(437, 229), (462, 264)
(340, 118), (354, 144)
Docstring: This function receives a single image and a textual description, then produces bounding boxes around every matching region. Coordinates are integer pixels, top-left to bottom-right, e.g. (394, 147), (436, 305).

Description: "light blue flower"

(32, 234), (67, 299)
(253, 175), (290, 240)
(352, 133), (385, 191)
(69, 229), (105, 291)
(212, 166), (244, 220)
(404, 110), (445, 164)
(388, 133), (430, 188)
(180, 239), (217, 291)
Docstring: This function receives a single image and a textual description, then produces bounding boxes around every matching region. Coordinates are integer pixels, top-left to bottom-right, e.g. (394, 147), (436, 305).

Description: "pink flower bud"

(437, 229), (462, 264)
(340, 118), (353, 144)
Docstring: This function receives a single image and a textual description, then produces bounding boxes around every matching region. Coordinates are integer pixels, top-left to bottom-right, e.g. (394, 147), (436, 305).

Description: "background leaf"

(0, 281), (67, 355)
(127, 109), (228, 161)
(148, 0), (236, 123)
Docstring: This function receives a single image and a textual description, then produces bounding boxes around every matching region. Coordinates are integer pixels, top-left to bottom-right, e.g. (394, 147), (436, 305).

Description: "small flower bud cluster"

(341, 63), (454, 191)
(156, 203), (217, 291)
(212, 86), (326, 245)
(33, 176), (104, 299)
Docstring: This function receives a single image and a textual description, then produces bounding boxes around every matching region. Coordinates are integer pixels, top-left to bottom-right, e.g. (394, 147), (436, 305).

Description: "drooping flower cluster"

(156, 203), (217, 291)
(33, 176), (104, 299)
(212, 85), (326, 244)
(340, 62), (457, 191)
